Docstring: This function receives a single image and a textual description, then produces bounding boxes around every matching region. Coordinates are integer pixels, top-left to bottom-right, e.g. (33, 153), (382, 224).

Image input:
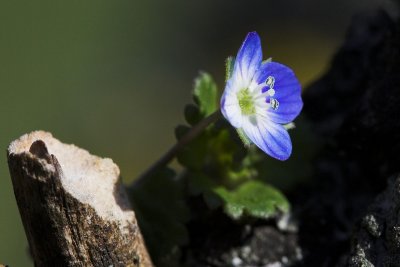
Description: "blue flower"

(221, 32), (303, 160)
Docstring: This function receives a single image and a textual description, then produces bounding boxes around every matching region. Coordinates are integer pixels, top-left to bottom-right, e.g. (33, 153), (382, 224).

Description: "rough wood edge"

(7, 131), (153, 267)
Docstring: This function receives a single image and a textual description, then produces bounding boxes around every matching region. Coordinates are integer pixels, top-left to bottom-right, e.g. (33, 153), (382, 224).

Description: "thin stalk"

(132, 110), (221, 187)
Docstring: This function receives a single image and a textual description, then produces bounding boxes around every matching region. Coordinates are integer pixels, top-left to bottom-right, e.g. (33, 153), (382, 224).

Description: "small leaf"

(213, 181), (290, 220)
(193, 72), (218, 117)
(225, 56), (235, 81)
(184, 104), (201, 126)
(176, 131), (209, 170)
(187, 172), (217, 196)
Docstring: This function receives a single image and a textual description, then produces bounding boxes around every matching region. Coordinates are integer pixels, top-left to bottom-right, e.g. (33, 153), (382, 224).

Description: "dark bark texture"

(7, 133), (153, 267)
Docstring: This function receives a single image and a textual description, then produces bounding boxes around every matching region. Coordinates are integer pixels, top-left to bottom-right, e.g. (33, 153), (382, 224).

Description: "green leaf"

(187, 172), (217, 196)
(176, 130), (210, 170)
(213, 181), (290, 220)
(184, 104), (201, 126)
(128, 168), (190, 267)
(177, 126), (241, 173)
(193, 72), (218, 117)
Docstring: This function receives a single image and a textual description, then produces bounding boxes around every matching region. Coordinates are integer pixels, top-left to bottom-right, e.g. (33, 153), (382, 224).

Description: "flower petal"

(221, 90), (243, 128)
(254, 62), (303, 124)
(242, 116), (292, 160)
(232, 32), (262, 87)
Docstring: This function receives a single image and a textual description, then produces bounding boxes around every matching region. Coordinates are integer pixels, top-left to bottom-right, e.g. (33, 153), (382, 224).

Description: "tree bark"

(7, 131), (153, 267)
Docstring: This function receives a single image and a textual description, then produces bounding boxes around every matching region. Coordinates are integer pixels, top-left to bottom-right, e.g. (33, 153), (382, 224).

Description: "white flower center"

(237, 88), (256, 115)
(236, 76), (280, 117)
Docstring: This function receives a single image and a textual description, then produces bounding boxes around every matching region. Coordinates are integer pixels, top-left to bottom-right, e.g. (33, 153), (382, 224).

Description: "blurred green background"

(0, 1), (394, 266)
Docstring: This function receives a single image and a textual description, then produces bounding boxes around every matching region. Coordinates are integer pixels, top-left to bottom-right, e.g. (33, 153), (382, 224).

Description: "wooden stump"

(7, 131), (153, 267)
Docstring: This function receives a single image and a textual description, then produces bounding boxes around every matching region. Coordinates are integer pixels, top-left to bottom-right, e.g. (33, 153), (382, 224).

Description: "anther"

(266, 76), (275, 89)
(270, 98), (279, 110)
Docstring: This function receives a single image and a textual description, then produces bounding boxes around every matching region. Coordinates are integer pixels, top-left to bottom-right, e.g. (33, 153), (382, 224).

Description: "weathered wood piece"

(7, 131), (153, 267)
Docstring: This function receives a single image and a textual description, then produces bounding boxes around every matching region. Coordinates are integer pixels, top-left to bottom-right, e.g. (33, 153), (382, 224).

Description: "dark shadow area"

(293, 9), (400, 266)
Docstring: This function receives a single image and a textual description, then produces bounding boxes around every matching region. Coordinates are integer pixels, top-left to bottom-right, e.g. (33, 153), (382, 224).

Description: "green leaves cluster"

(129, 69), (292, 266)
(177, 71), (290, 220)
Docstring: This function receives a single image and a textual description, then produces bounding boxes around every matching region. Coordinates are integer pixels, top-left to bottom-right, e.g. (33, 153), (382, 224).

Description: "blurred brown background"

(0, 1), (395, 265)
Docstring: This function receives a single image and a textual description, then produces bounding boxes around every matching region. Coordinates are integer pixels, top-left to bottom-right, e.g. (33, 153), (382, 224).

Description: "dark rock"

(184, 198), (300, 267)
(293, 9), (400, 267)
(342, 176), (400, 267)
(304, 10), (395, 137)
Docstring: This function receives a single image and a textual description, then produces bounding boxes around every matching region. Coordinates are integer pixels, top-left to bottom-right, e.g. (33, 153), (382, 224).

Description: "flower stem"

(131, 110), (222, 187)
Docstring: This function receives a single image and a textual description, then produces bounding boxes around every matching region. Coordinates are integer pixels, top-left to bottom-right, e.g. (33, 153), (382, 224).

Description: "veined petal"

(222, 75), (242, 97)
(242, 116), (292, 160)
(254, 62), (303, 124)
(232, 32), (262, 86)
(221, 90), (243, 128)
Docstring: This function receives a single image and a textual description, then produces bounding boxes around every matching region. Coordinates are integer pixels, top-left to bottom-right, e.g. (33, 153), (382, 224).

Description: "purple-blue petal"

(262, 122), (292, 161)
(220, 90), (229, 123)
(243, 118), (292, 160)
(232, 32), (262, 84)
(255, 62), (303, 124)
